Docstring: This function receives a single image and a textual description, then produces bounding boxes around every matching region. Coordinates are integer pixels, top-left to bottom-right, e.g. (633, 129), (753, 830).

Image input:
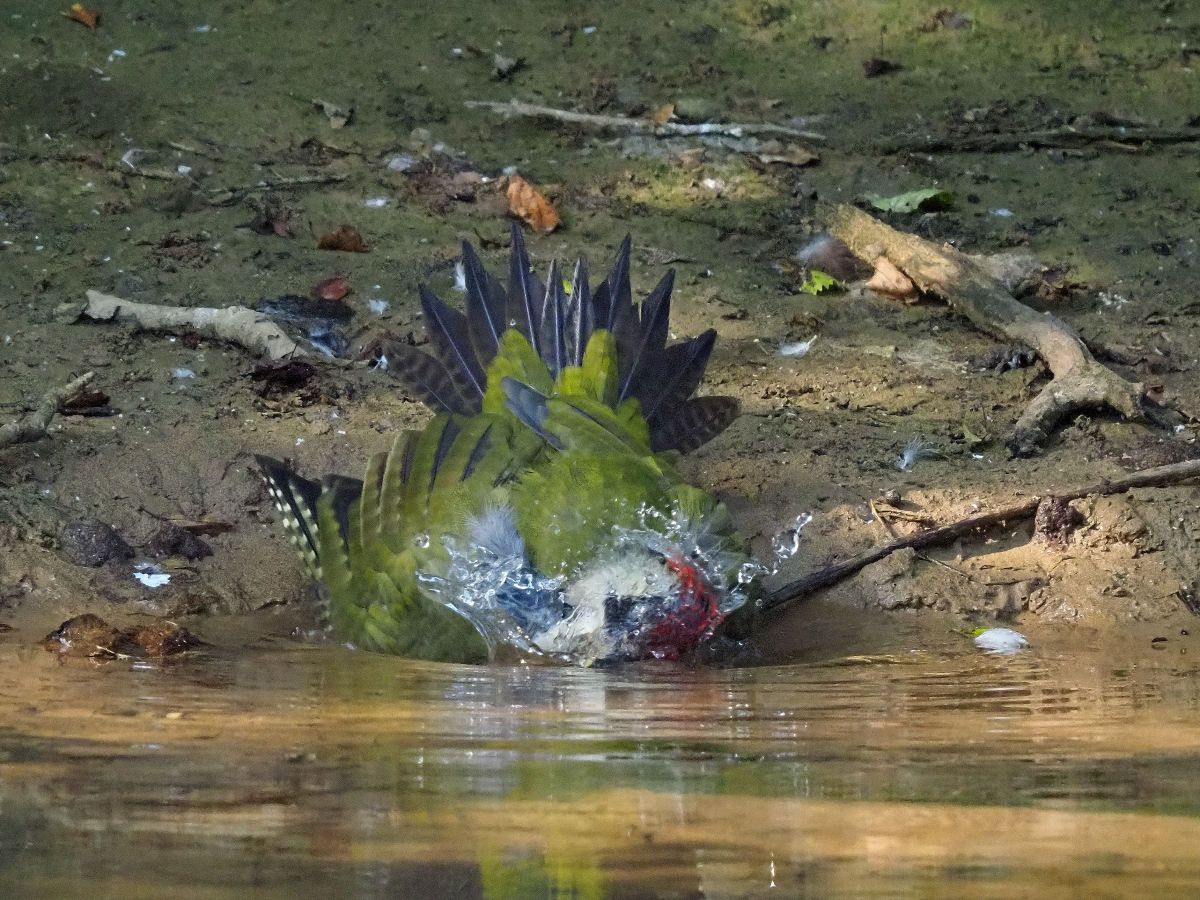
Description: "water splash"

(770, 512), (812, 565)
(417, 500), (762, 664)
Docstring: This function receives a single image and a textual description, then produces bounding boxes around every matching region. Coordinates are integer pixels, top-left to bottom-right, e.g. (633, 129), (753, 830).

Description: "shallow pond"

(3, 613), (1200, 899)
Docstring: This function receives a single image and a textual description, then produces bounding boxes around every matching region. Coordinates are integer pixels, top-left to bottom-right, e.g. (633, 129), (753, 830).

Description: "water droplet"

(770, 512), (812, 563)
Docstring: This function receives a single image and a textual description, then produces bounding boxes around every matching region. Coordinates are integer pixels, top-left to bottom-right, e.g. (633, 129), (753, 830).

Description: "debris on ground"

(506, 175), (561, 233)
(317, 224), (369, 252)
(43, 614), (202, 659)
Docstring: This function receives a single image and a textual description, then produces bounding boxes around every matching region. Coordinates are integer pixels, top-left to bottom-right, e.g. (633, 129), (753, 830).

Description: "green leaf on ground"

(865, 188), (955, 214)
(800, 269), (840, 294)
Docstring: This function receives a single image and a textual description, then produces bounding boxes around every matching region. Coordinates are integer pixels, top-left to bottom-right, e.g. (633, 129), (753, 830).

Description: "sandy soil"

(2, 0), (1200, 656)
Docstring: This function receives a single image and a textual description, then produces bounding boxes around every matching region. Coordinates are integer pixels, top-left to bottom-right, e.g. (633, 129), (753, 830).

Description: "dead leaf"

(865, 256), (918, 302)
(247, 359), (319, 400)
(506, 175), (561, 234)
(650, 104), (675, 124)
(272, 217), (295, 239)
(312, 275), (349, 301)
(493, 53), (524, 79)
(317, 224), (368, 252)
(863, 58), (902, 78)
(755, 146), (819, 167)
(312, 98), (352, 129)
(63, 4), (98, 28)
(59, 386), (113, 417)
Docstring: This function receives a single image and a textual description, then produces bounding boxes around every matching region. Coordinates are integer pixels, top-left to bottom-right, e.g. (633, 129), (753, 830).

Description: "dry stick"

(0, 372), (95, 449)
(761, 457), (1200, 614)
(81, 290), (302, 360)
(821, 202), (1144, 456)
(875, 125), (1200, 155)
(465, 98), (826, 142)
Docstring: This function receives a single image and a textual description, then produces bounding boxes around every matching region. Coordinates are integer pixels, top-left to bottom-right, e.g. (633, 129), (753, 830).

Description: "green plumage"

(258, 230), (751, 664)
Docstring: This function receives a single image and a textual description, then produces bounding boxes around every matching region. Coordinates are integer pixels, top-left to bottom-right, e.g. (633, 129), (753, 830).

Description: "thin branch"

(821, 202), (1144, 455)
(465, 98), (826, 142)
(81, 290), (302, 360)
(875, 125), (1200, 155)
(760, 457), (1200, 614)
(0, 372), (95, 449)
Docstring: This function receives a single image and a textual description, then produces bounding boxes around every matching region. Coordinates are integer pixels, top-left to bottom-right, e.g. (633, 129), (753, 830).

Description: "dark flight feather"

(501, 377), (563, 449)
(387, 342), (473, 415)
(429, 417), (462, 493)
(461, 241), (507, 364)
(637, 330), (716, 422)
(418, 285), (486, 407)
(506, 224), (543, 351)
(648, 396), (741, 454)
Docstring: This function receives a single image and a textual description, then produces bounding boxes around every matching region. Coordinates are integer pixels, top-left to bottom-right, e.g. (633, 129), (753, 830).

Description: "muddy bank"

(2, 1), (1200, 655)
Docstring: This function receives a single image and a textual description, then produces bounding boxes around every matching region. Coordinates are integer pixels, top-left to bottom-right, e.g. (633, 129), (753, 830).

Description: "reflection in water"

(3, 622), (1200, 898)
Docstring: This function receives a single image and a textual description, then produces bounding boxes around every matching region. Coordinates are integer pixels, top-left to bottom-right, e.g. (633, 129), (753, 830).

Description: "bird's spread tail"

(388, 225), (740, 453)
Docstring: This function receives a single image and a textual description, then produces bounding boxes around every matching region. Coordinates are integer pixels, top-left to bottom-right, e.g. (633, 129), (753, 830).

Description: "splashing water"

(416, 501), (761, 664)
(770, 512), (813, 567)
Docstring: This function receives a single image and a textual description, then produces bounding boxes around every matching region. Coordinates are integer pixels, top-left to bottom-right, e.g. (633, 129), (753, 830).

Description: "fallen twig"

(81, 290), (302, 360)
(761, 457), (1200, 614)
(0, 372), (95, 449)
(821, 202), (1144, 455)
(875, 125), (1200, 156)
(466, 98), (826, 142)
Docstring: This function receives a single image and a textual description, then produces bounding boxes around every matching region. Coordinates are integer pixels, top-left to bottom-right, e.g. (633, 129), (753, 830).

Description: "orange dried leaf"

(64, 4), (98, 27)
(312, 275), (349, 301)
(506, 175), (560, 234)
(864, 255), (918, 302)
(650, 104), (675, 124)
(317, 224), (368, 253)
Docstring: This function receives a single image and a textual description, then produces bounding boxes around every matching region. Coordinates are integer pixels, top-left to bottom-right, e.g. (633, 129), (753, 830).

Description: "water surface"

(3, 613), (1200, 899)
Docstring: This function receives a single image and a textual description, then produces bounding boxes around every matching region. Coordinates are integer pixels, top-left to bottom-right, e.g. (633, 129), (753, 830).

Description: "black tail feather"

(618, 269), (674, 402)
(461, 241), (507, 365)
(393, 231), (737, 453)
(419, 285), (486, 406)
(507, 223), (543, 352)
(638, 329), (717, 422)
(539, 260), (568, 376)
(566, 258), (592, 368)
(388, 342), (474, 414)
(648, 396), (741, 454)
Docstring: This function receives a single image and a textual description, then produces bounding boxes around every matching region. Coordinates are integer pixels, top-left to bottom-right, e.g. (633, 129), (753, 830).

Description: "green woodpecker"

(257, 226), (759, 664)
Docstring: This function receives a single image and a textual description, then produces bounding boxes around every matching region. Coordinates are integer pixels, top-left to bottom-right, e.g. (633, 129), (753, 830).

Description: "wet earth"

(2, 0), (1200, 895)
